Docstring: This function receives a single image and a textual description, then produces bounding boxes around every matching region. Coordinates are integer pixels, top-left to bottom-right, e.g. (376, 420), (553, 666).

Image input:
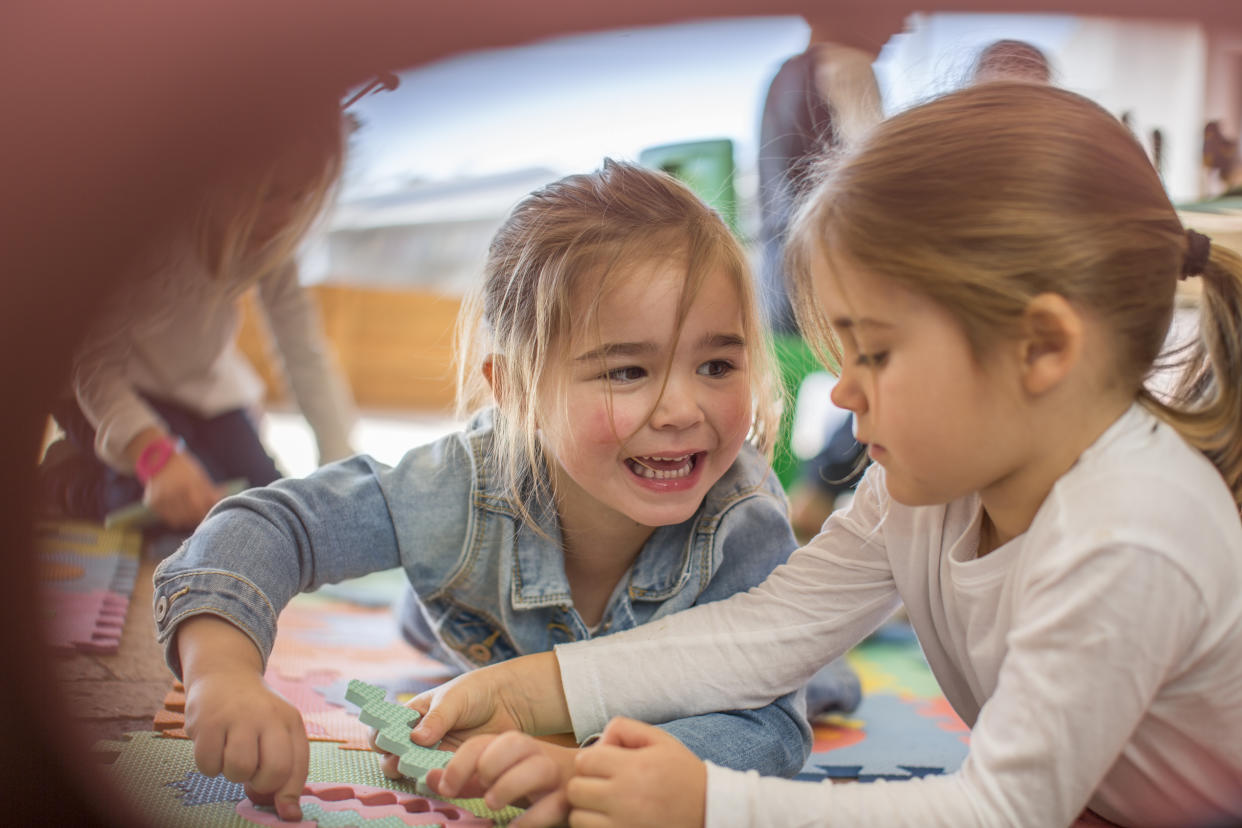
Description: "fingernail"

(276, 799), (302, 822)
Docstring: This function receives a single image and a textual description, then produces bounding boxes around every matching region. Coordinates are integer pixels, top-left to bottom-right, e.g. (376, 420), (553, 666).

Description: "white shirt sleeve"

(255, 262), (357, 464)
(72, 272), (169, 471)
(700, 545), (1206, 827)
(557, 471), (902, 743)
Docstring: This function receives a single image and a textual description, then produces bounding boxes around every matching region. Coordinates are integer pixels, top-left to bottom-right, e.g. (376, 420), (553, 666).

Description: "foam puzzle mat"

(95, 731), (521, 827)
(35, 520), (142, 654)
(104, 570), (967, 824)
(803, 623), (969, 782)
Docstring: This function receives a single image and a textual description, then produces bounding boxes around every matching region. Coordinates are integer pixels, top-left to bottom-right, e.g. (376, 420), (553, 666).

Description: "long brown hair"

(788, 82), (1242, 510)
(193, 102), (345, 285)
(456, 159), (779, 527)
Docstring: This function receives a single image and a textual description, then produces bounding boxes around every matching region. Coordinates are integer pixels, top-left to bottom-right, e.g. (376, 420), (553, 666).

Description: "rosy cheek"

(581, 403), (629, 447)
(717, 392), (752, 434)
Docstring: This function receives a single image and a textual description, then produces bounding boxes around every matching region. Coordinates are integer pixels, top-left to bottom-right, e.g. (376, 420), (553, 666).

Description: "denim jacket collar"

(494, 481), (699, 610)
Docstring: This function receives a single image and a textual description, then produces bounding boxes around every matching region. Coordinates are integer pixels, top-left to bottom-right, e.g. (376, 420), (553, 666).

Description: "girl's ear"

(482, 354), (504, 403)
(1018, 293), (1083, 396)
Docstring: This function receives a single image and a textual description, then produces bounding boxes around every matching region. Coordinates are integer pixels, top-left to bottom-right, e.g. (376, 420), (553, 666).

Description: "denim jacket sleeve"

(151, 433), (472, 678)
(655, 466), (813, 778)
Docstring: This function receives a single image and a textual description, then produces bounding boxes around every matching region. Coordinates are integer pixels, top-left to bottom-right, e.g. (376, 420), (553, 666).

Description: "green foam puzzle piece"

(346, 679), (453, 783)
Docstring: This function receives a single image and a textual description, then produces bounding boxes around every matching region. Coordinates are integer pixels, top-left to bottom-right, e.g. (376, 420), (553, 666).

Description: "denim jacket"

(153, 409), (812, 776)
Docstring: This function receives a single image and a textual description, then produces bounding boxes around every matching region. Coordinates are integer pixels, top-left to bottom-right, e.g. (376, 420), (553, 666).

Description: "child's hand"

(367, 669), (530, 783)
(568, 717), (706, 828)
(144, 450), (226, 528)
(425, 733), (576, 827)
(183, 669), (309, 820)
(178, 615), (308, 822)
(402, 652), (570, 748)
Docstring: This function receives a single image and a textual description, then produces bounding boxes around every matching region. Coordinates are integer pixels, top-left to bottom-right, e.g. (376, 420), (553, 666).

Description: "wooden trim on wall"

(238, 284), (462, 414)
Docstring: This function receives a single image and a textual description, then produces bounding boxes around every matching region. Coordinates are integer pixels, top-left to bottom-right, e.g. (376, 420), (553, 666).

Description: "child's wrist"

(135, 435), (185, 484)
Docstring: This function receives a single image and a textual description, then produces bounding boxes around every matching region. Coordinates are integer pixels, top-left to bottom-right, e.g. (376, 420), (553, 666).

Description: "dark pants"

(46, 395), (282, 521)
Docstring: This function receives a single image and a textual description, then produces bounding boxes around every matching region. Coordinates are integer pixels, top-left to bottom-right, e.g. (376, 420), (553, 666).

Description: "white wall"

(877, 14), (1208, 202)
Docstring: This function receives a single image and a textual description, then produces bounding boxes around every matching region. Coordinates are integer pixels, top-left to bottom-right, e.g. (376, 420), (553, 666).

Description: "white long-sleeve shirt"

(72, 239), (356, 472)
(557, 404), (1242, 827)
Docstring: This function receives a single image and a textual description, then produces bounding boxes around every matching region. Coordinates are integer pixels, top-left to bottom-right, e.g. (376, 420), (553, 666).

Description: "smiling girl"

(151, 159), (859, 821)
(407, 84), (1242, 828)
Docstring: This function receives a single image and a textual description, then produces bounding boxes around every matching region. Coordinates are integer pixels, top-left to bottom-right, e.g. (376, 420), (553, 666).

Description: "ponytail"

(1144, 238), (1242, 512)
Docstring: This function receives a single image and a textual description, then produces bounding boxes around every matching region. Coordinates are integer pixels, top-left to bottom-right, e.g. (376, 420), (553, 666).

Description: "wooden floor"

(52, 545), (172, 748)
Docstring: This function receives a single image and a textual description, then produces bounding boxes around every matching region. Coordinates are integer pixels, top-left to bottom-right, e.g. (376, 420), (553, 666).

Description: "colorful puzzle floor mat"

(100, 570), (967, 825)
(35, 520), (142, 654)
(802, 622), (969, 782)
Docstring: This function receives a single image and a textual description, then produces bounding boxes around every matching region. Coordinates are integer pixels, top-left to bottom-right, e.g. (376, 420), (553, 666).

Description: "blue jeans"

(47, 395), (281, 521)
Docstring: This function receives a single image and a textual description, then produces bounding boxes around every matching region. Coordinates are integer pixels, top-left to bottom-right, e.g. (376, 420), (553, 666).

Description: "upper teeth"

(630, 454), (695, 480)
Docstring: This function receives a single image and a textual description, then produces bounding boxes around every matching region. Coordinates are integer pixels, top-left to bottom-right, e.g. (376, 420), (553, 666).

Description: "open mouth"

(625, 452), (701, 480)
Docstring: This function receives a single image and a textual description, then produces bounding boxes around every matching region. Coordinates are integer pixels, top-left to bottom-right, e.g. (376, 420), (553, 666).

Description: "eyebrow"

(830, 317), (894, 330)
(574, 331), (745, 362)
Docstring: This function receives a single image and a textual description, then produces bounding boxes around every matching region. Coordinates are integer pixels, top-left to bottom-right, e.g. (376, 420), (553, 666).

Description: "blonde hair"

(457, 159), (779, 527)
(194, 103), (345, 285)
(788, 82), (1242, 510)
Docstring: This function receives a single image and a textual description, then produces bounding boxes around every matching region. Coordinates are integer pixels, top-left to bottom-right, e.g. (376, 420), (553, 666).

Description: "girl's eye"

(604, 366), (646, 383)
(855, 352), (888, 367)
(697, 359), (736, 378)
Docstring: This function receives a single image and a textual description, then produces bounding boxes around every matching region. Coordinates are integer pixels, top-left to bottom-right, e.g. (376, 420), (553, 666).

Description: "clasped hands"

(372, 661), (708, 828)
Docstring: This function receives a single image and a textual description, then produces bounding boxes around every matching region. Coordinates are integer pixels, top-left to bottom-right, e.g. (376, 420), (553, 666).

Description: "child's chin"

(883, 480), (950, 508)
(624, 501), (702, 529)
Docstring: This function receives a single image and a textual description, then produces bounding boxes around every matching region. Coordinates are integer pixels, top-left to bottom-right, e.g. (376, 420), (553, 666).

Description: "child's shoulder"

(1041, 405), (1242, 575)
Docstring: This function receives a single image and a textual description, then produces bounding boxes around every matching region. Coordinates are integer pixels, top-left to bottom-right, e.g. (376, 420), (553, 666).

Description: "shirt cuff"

(152, 565), (278, 679)
(704, 762), (760, 828)
(554, 639), (610, 744)
(92, 400), (165, 472)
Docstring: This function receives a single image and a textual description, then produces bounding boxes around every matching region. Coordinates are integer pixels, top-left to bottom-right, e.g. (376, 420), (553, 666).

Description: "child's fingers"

(379, 750), (403, 780)
(573, 743), (646, 779)
(220, 727), (260, 783)
(482, 750), (562, 810)
(423, 767), (447, 792)
(274, 727), (310, 822)
(190, 725), (226, 777)
(598, 716), (665, 750)
(565, 775), (615, 814)
(509, 788), (571, 828)
(563, 811), (610, 828)
(405, 690), (433, 718)
(366, 726), (404, 779)
(433, 735), (494, 798)
(410, 702), (456, 746)
(247, 727), (294, 795)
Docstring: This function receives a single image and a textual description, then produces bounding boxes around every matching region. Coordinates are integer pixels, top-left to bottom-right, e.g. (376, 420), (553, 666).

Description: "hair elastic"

(1181, 229), (1211, 280)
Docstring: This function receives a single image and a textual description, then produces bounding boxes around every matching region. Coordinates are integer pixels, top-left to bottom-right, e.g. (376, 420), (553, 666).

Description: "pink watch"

(135, 436), (184, 485)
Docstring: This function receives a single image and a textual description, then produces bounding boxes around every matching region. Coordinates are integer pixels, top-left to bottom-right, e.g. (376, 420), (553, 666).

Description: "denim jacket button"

(154, 594), (169, 623)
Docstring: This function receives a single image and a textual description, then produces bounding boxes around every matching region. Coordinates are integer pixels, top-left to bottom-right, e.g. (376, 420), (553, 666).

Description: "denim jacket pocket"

(437, 605), (521, 667)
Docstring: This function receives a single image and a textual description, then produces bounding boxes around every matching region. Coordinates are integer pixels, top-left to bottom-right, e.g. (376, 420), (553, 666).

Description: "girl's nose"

(651, 376), (705, 430)
(830, 366), (867, 415)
